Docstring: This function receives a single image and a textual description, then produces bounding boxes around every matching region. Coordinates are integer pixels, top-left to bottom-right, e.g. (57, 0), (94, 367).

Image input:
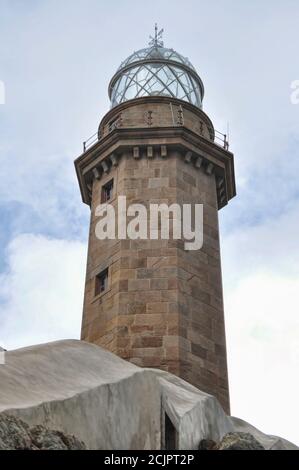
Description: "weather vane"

(149, 23), (164, 47)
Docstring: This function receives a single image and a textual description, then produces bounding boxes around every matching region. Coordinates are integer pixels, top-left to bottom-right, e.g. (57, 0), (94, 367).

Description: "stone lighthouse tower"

(75, 28), (236, 413)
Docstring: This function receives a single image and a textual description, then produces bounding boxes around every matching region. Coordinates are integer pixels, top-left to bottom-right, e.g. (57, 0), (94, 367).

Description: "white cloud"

(226, 273), (299, 446)
(222, 204), (299, 445)
(222, 200), (299, 284)
(0, 80), (5, 104)
(0, 234), (86, 350)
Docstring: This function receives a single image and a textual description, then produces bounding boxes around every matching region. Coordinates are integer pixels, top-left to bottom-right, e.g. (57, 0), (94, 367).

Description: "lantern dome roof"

(109, 26), (204, 109)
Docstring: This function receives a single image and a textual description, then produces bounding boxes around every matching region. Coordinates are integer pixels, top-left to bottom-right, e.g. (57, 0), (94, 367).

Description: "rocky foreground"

(0, 414), (85, 450)
(0, 413), (267, 450)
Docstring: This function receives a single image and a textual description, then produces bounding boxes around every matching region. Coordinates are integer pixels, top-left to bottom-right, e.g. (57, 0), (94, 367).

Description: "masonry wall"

(81, 148), (230, 412)
(175, 157), (230, 412)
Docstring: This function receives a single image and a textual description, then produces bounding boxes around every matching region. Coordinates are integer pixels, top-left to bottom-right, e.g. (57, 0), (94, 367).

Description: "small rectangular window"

(95, 268), (108, 296)
(101, 179), (114, 203)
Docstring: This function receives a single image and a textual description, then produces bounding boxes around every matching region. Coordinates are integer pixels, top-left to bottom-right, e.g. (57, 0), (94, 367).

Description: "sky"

(0, 0), (299, 445)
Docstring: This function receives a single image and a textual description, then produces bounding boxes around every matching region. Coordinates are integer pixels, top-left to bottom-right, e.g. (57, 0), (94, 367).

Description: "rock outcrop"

(198, 432), (265, 450)
(0, 340), (297, 450)
(216, 432), (264, 450)
(0, 414), (85, 450)
(198, 439), (217, 450)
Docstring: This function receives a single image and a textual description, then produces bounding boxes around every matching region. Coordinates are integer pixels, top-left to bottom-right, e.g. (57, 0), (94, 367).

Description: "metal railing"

(82, 125), (229, 153)
(83, 132), (98, 152)
(214, 129), (229, 150)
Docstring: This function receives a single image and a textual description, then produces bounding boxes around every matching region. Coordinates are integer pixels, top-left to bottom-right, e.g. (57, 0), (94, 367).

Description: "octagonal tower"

(75, 28), (236, 413)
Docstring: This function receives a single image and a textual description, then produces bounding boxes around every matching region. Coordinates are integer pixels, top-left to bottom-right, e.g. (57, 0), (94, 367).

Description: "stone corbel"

(147, 146), (153, 158)
(161, 145), (167, 158)
(195, 156), (203, 168)
(133, 147), (140, 159)
(110, 153), (118, 167)
(206, 163), (214, 175)
(184, 151), (192, 163)
(101, 161), (109, 174)
(92, 167), (101, 180)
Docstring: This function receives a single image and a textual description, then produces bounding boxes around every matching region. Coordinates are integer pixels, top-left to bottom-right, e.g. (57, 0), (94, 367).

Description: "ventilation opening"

(164, 413), (177, 450)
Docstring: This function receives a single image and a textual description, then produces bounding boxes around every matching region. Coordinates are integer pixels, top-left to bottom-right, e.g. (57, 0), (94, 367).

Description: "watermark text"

(0, 80), (5, 104)
(95, 196), (203, 251)
(290, 80), (299, 104)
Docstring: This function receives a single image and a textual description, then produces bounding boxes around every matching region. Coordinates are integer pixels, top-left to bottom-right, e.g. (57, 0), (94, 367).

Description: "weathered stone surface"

(215, 432), (264, 450)
(198, 432), (266, 450)
(229, 416), (298, 451)
(0, 414), (32, 450)
(80, 142), (230, 412)
(30, 425), (86, 450)
(0, 414), (85, 450)
(0, 340), (297, 450)
(0, 340), (161, 450)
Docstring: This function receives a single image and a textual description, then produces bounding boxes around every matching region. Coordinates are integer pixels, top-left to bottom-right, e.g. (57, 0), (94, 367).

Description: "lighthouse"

(75, 27), (236, 413)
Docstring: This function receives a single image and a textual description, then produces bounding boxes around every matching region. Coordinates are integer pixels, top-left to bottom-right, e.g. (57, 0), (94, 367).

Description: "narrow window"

(101, 179), (114, 203)
(95, 268), (108, 296)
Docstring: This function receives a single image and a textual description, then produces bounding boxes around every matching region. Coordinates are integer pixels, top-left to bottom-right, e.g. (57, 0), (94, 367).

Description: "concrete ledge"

(0, 340), (296, 450)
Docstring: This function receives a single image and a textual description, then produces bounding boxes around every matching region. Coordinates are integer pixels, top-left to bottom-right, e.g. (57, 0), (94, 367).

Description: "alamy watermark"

(95, 196), (203, 251)
(0, 346), (6, 365)
(290, 80), (299, 104)
(0, 80), (5, 104)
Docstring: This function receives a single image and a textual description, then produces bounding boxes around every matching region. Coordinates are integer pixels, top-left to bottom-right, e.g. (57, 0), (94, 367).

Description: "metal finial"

(149, 23), (164, 47)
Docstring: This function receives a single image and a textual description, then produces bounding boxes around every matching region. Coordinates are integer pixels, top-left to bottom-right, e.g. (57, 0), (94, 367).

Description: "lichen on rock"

(0, 414), (86, 450)
(216, 432), (264, 450)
